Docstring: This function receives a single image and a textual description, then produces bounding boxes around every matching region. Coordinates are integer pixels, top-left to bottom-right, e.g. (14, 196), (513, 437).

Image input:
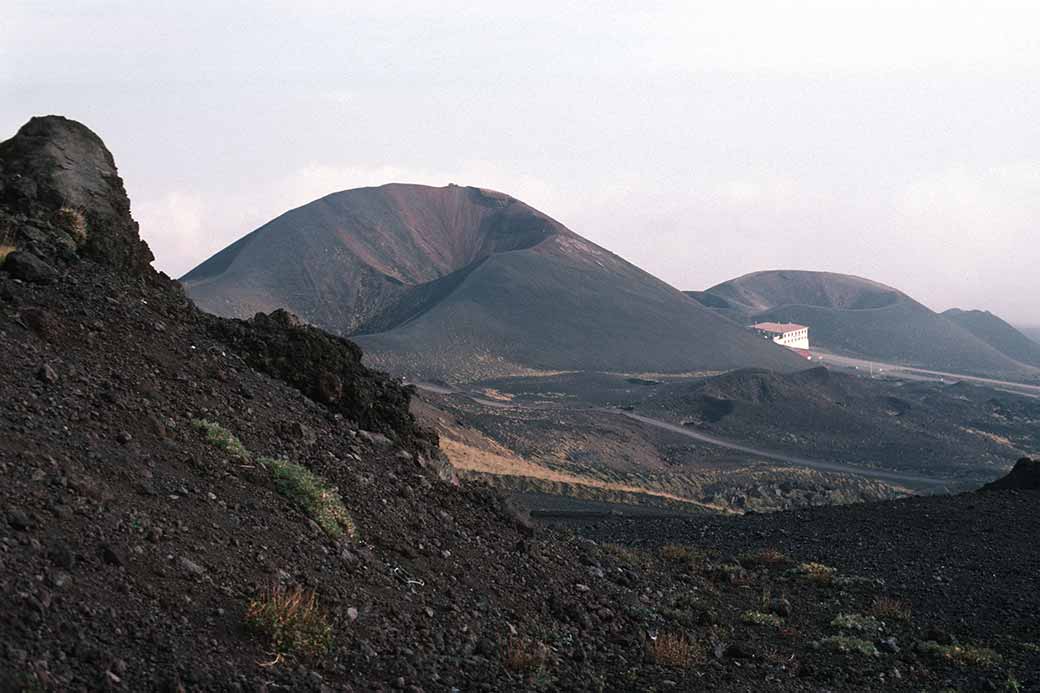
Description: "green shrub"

(659, 544), (707, 571)
(742, 610), (783, 627)
(817, 635), (878, 656)
(787, 562), (835, 586)
(191, 419), (251, 460)
(739, 547), (791, 569)
(245, 585), (332, 659)
(260, 457), (355, 539)
(917, 641), (1001, 667)
(831, 613), (883, 632)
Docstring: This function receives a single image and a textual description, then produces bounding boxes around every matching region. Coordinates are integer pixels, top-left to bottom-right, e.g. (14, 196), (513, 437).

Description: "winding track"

(615, 411), (950, 490)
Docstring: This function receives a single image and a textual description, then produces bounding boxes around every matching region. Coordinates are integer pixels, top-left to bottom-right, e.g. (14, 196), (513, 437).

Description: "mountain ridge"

(689, 270), (1034, 377)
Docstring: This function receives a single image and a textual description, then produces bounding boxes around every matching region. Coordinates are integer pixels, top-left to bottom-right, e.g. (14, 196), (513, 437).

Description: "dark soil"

(556, 488), (1040, 690)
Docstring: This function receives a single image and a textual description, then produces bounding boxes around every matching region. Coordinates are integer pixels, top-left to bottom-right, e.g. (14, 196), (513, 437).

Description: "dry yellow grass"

(648, 632), (703, 667)
(439, 438), (725, 512)
(961, 427), (1016, 448)
(501, 636), (549, 672)
(245, 585), (332, 659)
(55, 207), (88, 245)
(870, 596), (911, 622)
(0, 244), (16, 263)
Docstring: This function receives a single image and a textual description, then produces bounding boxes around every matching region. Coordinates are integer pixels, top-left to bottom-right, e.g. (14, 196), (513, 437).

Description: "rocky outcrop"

(203, 308), (438, 454)
(980, 457), (1040, 491)
(0, 115), (153, 273)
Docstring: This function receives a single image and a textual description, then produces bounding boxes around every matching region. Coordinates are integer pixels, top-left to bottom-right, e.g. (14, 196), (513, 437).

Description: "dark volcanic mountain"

(689, 270), (1031, 376)
(182, 185), (804, 380)
(943, 308), (1040, 368)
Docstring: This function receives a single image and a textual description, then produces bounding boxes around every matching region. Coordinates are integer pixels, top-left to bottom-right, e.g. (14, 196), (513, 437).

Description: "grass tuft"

(817, 635), (879, 656)
(831, 613), (883, 632)
(659, 544), (707, 571)
(917, 641), (1001, 668)
(260, 457), (356, 539)
(191, 419), (251, 460)
(739, 547), (791, 569)
(787, 562), (836, 586)
(502, 636), (550, 673)
(870, 596), (911, 622)
(648, 632), (703, 667)
(742, 610), (784, 627)
(245, 584), (332, 659)
(55, 207), (88, 245)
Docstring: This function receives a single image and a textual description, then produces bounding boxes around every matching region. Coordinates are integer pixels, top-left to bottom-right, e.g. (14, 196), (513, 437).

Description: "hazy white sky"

(4, 1), (1039, 324)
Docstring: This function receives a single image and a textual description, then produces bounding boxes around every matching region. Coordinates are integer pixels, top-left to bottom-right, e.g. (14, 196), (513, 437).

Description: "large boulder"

(203, 308), (438, 455)
(980, 458), (1040, 491)
(0, 115), (153, 272)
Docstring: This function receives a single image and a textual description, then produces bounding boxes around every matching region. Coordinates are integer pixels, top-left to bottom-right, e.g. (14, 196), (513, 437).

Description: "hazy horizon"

(5, 1), (1039, 325)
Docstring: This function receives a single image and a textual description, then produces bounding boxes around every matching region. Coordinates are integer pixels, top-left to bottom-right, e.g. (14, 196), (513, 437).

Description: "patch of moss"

(742, 610), (783, 627)
(916, 641), (1001, 668)
(817, 635), (879, 656)
(191, 419), (251, 460)
(260, 457), (355, 539)
(831, 613), (883, 632)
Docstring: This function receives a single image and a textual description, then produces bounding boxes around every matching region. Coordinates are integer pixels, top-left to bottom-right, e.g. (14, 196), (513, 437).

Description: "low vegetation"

(817, 635), (879, 657)
(870, 596), (911, 622)
(648, 632), (702, 667)
(245, 585), (333, 660)
(788, 562), (836, 586)
(191, 418), (251, 460)
(739, 547), (790, 569)
(742, 610), (784, 627)
(55, 207), (88, 245)
(659, 544), (708, 571)
(830, 613), (883, 632)
(260, 457), (356, 539)
(916, 641), (1001, 668)
(502, 636), (550, 673)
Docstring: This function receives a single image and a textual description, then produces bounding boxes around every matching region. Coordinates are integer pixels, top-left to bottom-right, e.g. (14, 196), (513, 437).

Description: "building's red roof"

(750, 322), (808, 334)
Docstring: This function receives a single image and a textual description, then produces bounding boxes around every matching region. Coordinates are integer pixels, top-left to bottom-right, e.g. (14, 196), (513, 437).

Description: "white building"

(750, 322), (810, 351)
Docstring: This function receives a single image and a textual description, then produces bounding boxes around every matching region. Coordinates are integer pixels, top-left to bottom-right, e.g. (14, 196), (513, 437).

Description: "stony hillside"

(690, 270), (1031, 377)
(2, 116), (1035, 691)
(181, 185), (805, 381)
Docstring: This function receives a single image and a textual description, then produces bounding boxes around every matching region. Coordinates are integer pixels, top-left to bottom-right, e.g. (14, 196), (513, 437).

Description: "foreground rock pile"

(0, 117), (1035, 691)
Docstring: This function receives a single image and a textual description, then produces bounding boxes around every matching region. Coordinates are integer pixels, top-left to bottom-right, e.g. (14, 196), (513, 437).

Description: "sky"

(4, 1), (1039, 325)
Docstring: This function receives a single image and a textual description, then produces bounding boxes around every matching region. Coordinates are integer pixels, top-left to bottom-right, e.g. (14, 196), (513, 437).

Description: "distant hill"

(640, 366), (1040, 482)
(942, 309), (1040, 368)
(689, 270), (1032, 377)
(182, 185), (804, 380)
